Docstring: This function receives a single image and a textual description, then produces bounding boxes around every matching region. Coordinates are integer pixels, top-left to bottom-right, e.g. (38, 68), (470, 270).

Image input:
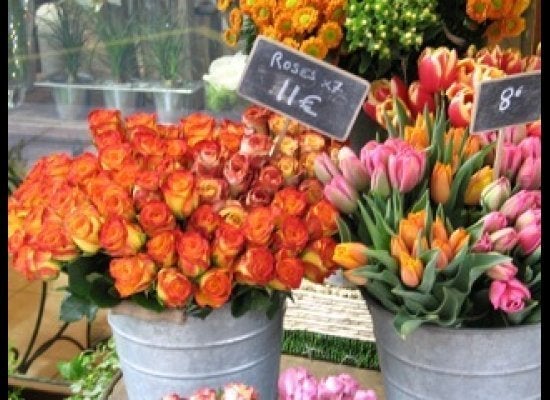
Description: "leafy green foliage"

(230, 285), (289, 319)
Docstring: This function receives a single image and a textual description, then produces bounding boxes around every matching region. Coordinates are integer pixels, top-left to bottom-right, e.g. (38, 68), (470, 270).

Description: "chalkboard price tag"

(470, 70), (540, 133)
(237, 36), (370, 142)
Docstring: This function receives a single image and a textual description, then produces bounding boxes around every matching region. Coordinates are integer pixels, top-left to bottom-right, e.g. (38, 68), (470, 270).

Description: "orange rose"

(64, 204), (103, 254)
(99, 143), (134, 171)
(268, 113), (303, 136)
(305, 199), (339, 239)
(276, 155), (302, 185)
(21, 205), (47, 237)
(269, 257), (305, 290)
(12, 245), (60, 281)
(34, 221), (79, 262)
(67, 152), (99, 187)
(48, 185), (88, 218)
(245, 186), (273, 208)
(188, 204), (221, 239)
(218, 120), (244, 158)
(99, 215), (145, 257)
(298, 179), (324, 205)
(176, 231), (211, 278)
(193, 140), (222, 176)
(217, 200), (248, 228)
(157, 268), (194, 308)
(146, 230), (177, 267)
(133, 188), (163, 212)
(300, 237), (337, 284)
(197, 177), (229, 205)
(110, 163), (140, 192)
(131, 128), (165, 156)
(275, 216), (309, 254)
(138, 201), (176, 237)
(162, 171), (197, 219)
(195, 267), (233, 308)
(272, 187), (308, 218)
(88, 109), (122, 132)
(299, 131), (326, 153)
(235, 246), (275, 285)
(125, 112), (157, 132)
(135, 171), (160, 192)
(109, 253), (157, 298)
(93, 129), (125, 150)
(243, 207), (275, 246)
(164, 139), (188, 159)
(41, 153), (72, 178)
(212, 222), (245, 268)
(181, 113), (216, 148)
(242, 105), (271, 134)
(93, 183), (135, 220)
(256, 165), (283, 194)
(8, 229), (27, 256)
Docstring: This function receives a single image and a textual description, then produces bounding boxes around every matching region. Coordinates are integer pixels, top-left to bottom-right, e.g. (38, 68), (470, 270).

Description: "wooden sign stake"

(492, 128), (505, 180)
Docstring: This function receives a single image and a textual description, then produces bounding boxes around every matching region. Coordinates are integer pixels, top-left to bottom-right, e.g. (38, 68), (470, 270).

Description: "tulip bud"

(448, 89), (474, 128)
(418, 47), (458, 93)
(503, 125), (526, 145)
(323, 176), (359, 214)
(516, 156), (541, 190)
(487, 262), (518, 281)
(489, 278), (531, 313)
(500, 190), (539, 222)
(471, 232), (493, 253)
(480, 177), (511, 211)
(482, 211), (509, 233)
(407, 81), (435, 116)
(489, 227), (519, 253)
(388, 148), (426, 193)
(338, 147), (370, 191)
(314, 153), (341, 184)
(332, 242), (369, 270)
(464, 166), (493, 206)
(370, 165), (391, 197)
(517, 224), (541, 255)
(515, 209), (541, 231)
(430, 162), (452, 204)
(498, 143), (523, 180)
(398, 252), (424, 288)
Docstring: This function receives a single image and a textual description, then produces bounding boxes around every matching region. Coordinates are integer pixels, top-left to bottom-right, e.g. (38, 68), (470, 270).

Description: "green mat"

(282, 330), (380, 370)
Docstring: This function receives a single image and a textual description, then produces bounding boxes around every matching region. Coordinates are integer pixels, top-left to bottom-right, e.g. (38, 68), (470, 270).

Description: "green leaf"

(131, 293), (165, 313)
(522, 304), (541, 324)
(444, 252), (511, 293)
(432, 287), (464, 324)
(394, 97), (410, 137)
(364, 196), (395, 246)
(383, 111), (397, 138)
(441, 243), (469, 278)
(364, 281), (401, 313)
(187, 304), (213, 319)
(358, 264), (401, 286)
(410, 189), (429, 214)
(506, 301), (539, 325)
(357, 199), (383, 249)
(391, 288), (439, 311)
(57, 355), (87, 381)
(60, 293), (98, 323)
(393, 310), (429, 339)
(65, 253), (110, 299)
(365, 249), (399, 273)
(88, 273), (121, 309)
(337, 216), (352, 243)
(417, 250), (438, 294)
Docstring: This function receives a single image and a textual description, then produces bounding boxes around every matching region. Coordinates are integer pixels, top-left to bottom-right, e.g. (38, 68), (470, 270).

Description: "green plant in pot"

(38, 0), (92, 119)
(91, 2), (140, 112)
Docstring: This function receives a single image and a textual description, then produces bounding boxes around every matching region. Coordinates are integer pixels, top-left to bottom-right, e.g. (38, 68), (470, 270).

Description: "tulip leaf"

(337, 216), (353, 243)
(357, 199), (384, 250)
(410, 189), (429, 214)
(506, 301), (539, 325)
(365, 249), (399, 273)
(394, 97), (410, 137)
(394, 310), (430, 339)
(424, 105), (434, 137)
(365, 196), (395, 244)
(417, 250), (438, 294)
(444, 252), (510, 293)
(432, 287), (463, 324)
(359, 263), (401, 285)
(383, 111), (397, 138)
(440, 243), (469, 278)
(88, 273), (121, 308)
(522, 303), (541, 324)
(364, 280), (401, 313)
(391, 288), (439, 311)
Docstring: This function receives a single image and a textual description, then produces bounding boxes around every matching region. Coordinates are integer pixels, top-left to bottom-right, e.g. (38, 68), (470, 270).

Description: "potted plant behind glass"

(91, 2), (140, 113)
(37, 0), (92, 119)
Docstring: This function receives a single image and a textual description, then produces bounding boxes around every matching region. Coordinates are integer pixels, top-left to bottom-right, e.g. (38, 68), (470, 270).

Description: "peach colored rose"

(300, 151), (322, 178)
(67, 152), (100, 187)
(235, 246), (275, 285)
(197, 177), (229, 205)
(93, 128), (125, 150)
(195, 267), (233, 308)
(243, 206), (275, 246)
(193, 140), (222, 176)
(157, 267), (194, 308)
(34, 221), (79, 262)
(242, 105), (271, 134)
(99, 215), (145, 257)
(279, 136), (299, 157)
(181, 113), (216, 148)
(40, 153), (72, 179)
(162, 171), (197, 219)
(272, 187), (308, 218)
(176, 231), (211, 278)
(269, 257), (305, 290)
(48, 184), (88, 218)
(157, 123), (182, 139)
(268, 113), (303, 136)
(93, 183), (135, 220)
(188, 204), (221, 239)
(88, 109), (122, 133)
(131, 127), (165, 156)
(110, 163), (140, 192)
(299, 131), (326, 153)
(256, 165), (283, 194)
(133, 188), (163, 212)
(146, 230), (177, 267)
(135, 171), (160, 192)
(138, 201), (176, 237)
(12, 245), (60, 281)
(299, 179), (325, 205)
(164, 139), (188, 159)
(125, 112), (157, 131)
(109, 253), (157, 298)
(218, 119), (245, 158)
(212, 222), (246, 268)
(64, 204), (103, 254)
(99, 143), (134, 171)
(300, 237), (337, 283)
(275, 216), (309, 254)
(223, 153), (253, 196)
(276, 155), (302, 186)
(217, 200), (248, 228)
(245, 186), (273, 208)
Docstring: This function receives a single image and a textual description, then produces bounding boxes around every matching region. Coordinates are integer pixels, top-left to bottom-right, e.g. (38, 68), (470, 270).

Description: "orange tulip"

(464, 166), (493, 206)
(399, 252), (424, 288)
(431, 217), (449, 243)
(431, 238), (453, 270)
(449, 228), (470, 257)
(332, 242), (368, 270)
(390, 235), (409, 260)
(431, 162), (453, 204)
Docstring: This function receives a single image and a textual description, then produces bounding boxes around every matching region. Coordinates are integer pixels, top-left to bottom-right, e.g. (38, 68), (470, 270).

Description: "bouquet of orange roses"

(7, 106), (343, 322)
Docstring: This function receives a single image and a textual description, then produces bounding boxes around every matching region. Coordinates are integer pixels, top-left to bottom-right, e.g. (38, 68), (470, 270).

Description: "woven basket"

(283, 279), (375, 342)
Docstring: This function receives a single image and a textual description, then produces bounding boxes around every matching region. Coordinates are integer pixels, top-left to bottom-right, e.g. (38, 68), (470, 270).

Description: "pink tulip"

(387, 148), (426, 193)
(482, 211), (509, 233)
(489, 227), (519, 253)
(418, 47), (458, 93)
(518, 136), (541, 159)
(515, 209), (541, 231)
(407, 81), (435, 116)
(278, 367), (318, 400)
(314, 153), (341, 184)
(354, 390), (378, 400)
(498, 143), (523, 180)
(471, 232), (493, 253)
(516, 157), (541, 190)
(487, 262), (518, 281)
(360, 141), (394, 177)
(489, 278), (531, 313)
(448, 89), (474, 128)
(517, 224), (541, 255)
(480, 177), (511, 211)
(338, 147), (370, 191)
(324, 176), (359, 214)
(502, 125), (526, 145)
(500, 190), (540, 222)
(370, 165), (391, 197)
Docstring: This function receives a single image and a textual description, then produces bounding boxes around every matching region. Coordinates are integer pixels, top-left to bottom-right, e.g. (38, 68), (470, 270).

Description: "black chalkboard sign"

(470, 71), (540, 133)
(237, 36), (370, 141)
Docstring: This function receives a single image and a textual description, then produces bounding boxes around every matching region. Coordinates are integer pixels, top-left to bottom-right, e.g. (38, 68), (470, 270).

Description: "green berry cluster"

(344, 0), (439, 59)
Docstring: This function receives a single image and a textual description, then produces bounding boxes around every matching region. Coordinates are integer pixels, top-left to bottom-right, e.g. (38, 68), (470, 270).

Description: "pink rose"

(317, 376), (345, 400)
(489, 278), (531, 313)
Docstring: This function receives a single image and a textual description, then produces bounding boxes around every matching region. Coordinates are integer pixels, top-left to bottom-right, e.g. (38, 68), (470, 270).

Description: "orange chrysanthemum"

(223, 28), (240, 47)
(466, 0), (489, 23)
(239, 0), (258, 13)
(324, 0), (346, 24)
(282, 37), (301, 49)
(501, 16), (526, 37)
(299, 36), (328, 59)
(509, 0), (530, 17)
(274, 12), (294, 36)
(260, 25), (281, 40)
(278, 0), (304, 11)
(252, 4), (273, 27)
(229, 7), (243, 30)
(485, 20), (505, 44)
(292, 6), (319, 34)
(318, 21), (343, 49)
(486, 0), (513, 19)
(217, 0), (232, 11)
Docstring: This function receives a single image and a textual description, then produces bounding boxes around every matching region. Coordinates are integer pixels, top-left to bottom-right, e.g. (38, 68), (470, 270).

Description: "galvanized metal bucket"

(367, 299), (541, 400)
(108, 304), (284, 400)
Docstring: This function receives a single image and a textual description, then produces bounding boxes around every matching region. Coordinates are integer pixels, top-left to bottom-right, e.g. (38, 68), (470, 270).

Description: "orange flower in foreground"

(139, 201), (176, 237)
(399, 252), (424, 288)
(212, 222), (246, 268)
(332, 242), (368, 270)
(235, 246), (276, 285)
(300, 237), (337, 283)
(34, 221), (79, 262)
(275, 216), (309, 254)
(270, 257), (305, 290)
(229, 7), (243, 30)
(99, 215), (145, 257)
(431, 238), (453, 270)
(146, 230), (177, 268)
(157, 268), (194, 308)
(88, 109), (122, 132)
(324, 0), (346, 23)
(431, 162), (453, 205)
(162, 171), (196, 219)
(195, 268), (233, 308)
(65, 205), (103, 254)
(13, 245), (60, 281)
(125, 112), (156, 132)
(305, 199), (339, 239)
(176, 231), (211, 278)
(449, 228), (470, 257)
(243, 206), (275, 246)
(181, 113), (216, 148)
(390, 235), (409, 260)
(272, 187), (308, 217)
(109, 254), (157, 298)
(188, 204), (221, 239)
(404, 115), (430, 150)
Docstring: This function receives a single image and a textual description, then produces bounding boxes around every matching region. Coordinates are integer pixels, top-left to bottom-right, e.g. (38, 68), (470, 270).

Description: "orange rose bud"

(181, 113), (216, 148)
(67, 152), (99, 186)
(13, 245), (61, 281)
(449, 228), (470, 257)
(298, 179), (325, 205)
(276, 155), (302, 186)
(195, 267), (233, 309)
(218, 120), (244, 158)
(157, 268), (194, 308)
(305, 199), (339, 239)
(135, 171), (160, 192)
(243, 206), (275, 246)
(275, 216), (309, 254)
(146, 230), (177, 267)
(431, 217), (449, 243)
(269, 257), (305, 290)
(48, 185), (88, 219)
(157, 123), (182, 139)
(100, 215), (145, 257)
(93, 129), (125, 150)
(93, 184), (135, 220)
(431, 162), (453, 204)
(399, 252), (424, 288)
(65, 205), (103, 254)
(332, 242), (369, 270)
(300, 237), (337, 284)
(88, 109), (122, 132)
(176, 231), (211, 278)
(196, 177), (229, 205)
(272, 187), (308, 217)
(390, 235), (409, 259)
(34, 221), (79, 262)
(431, 238), (453, 270)
(188, 204), (221, 239)
(212, 222), (245, 268)
(125, 112), (157, 132)
(162, 171), (197, 219)
(99, 143), (133, 171)
(139, 201), (176, 237)
(217, 200), (248, 228)
(111, 163), (140, 192)
(8, 229), (26, 255)
(235, 247), (275, 285)
(131, 128), (165, 156)
(257, 165), (284, 194)
(164, 138), (188, 159)
(241, 105), (271, 134)
(193, 140), (222, 176)
(133, 188), (163, 212)
(109, 253), (157, 298)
